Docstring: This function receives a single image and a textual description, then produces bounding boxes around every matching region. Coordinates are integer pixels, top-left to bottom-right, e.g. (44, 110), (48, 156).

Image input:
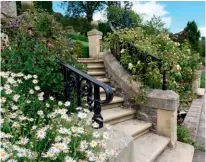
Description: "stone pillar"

(21, 1), (34, 12)
(87, 21), (103, 59)
(192, 70), (201, 93)
(144, 90), (179, 147)
(1, 1), (17, 19)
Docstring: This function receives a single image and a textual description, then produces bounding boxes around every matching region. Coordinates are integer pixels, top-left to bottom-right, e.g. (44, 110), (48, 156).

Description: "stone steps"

(78, 59), (104, 66)
(78, 56), (195, 162)
(78, 58), (95, 60)
(87, 65), (105, 72)
(133, 133), (170, 162)
(102, 96), (124, 110)
(102, 107), (136, 125)
(87, 71), (106, 78)
(156, 141), (194, 162)
(113, 119), (152, 140)
(97, 78), (110, 84)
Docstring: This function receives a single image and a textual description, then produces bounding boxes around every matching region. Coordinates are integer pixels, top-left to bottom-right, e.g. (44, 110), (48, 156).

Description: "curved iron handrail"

(60, 61), (113, 104)
(111, 40), (167, 90)
(60, 61), (113, 128)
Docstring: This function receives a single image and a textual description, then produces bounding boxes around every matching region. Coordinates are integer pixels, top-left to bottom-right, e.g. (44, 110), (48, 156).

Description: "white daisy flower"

(32, 79), (38, 84)
(64, 101), (71, 107)
(13, 94), (20, 102)
(34, 86), (40, 91)
(36, 129), (46, 139)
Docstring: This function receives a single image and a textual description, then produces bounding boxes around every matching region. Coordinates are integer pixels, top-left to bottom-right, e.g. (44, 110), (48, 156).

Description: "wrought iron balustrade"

(111, 41), (167, 90)
(60, 61), (113, 128)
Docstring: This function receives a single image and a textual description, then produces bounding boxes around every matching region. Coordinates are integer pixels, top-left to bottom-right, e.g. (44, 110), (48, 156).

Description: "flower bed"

(105, 27), (200, 107)
(0, 71), (116, 161)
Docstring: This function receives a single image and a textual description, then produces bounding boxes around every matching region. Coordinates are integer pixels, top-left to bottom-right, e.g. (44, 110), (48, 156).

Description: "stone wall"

(1, 1), (17, 19)
(103, 51), (141, 107)
(136, 105), (157, 132)
(103, 51), (179, 147)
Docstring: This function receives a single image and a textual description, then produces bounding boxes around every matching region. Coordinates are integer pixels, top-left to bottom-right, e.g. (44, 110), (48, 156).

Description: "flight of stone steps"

(78, 58), (194, 162)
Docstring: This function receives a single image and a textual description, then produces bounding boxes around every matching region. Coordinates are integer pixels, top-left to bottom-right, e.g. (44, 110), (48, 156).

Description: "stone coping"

(87, 30), (103, 36)
(143, 89), (179, 111)
(103, 51), (141, 98)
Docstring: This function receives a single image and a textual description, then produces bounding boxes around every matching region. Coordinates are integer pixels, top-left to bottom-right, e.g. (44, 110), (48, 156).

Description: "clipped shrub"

(74, 40), (89, 58)
(68, 34), (88, 42)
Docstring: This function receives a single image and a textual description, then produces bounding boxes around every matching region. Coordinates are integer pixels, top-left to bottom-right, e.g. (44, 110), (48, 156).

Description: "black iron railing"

(111, 41), (167, 90)
(60, 61), (113, 128)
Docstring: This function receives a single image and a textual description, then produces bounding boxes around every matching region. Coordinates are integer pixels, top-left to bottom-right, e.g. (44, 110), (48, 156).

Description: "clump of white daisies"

(0, 71), (117, 161)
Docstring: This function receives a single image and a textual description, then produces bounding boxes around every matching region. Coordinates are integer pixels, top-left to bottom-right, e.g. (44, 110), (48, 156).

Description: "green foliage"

(142, 16), (168, 35)
(68, 34), (89, 58)
(199, 37), (205, 57)
(61, 16), (91, 35)
(34, 1), (53, 13)
(68, 34), (88, 42)
(184, 21), (201, 52)
(1, 71), (115, 161)
(200, 72), (205, 88)
(63, 1), (106, 23)
(98, 22), (110, 37)
(105, 27), (200, 107)
(177, 126), (194, 144)
(177, 126), (205, 150)
(73, 40), (89, 58)
(107, 6), (142, 29)
(1, 10), (85, 95)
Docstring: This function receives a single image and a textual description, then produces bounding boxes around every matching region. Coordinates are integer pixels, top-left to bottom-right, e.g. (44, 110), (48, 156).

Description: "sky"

(52, 1), (205, 36)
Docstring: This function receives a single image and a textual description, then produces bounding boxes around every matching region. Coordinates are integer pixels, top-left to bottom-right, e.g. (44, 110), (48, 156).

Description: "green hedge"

(68, 34), (88, 42)
(74, 40), (89, 58)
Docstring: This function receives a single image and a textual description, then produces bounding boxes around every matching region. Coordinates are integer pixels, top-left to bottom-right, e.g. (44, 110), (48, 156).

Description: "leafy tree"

(142, 16), (168, 35)
(199, 37), (205, 57)
(107, 1), (121, 8)
(34, 1), (53, 13)
(63, 1), (106, 23)
(107, 5), (141, 29)
(183, 21), (200, 52)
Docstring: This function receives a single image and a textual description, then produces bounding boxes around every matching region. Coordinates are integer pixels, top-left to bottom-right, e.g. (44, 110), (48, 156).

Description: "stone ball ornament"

(91, 20), (98, 30)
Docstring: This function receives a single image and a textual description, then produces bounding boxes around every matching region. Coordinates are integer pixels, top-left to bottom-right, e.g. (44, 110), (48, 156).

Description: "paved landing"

(193, 94), (205, 162)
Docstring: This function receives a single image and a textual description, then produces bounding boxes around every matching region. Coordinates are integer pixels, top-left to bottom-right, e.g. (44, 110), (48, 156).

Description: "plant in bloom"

(0, 71), (117, 161)
(105, 27), (200, 107)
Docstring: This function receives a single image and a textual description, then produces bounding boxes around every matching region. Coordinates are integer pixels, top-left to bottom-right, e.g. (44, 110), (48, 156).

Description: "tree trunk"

(87, 13), (93, 23)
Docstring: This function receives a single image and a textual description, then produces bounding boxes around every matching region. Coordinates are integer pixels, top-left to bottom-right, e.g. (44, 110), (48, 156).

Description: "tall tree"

(106, 2), (139, 29)
(107, 1), (121, 8)
(143, 16), (168, 35)
(184, 21), (201, 52)
(63, 1), (106, 23)
(199, 36), (205, 57)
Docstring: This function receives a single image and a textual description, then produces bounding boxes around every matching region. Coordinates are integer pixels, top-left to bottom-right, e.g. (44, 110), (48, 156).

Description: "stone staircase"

(78, 58), (194, 162)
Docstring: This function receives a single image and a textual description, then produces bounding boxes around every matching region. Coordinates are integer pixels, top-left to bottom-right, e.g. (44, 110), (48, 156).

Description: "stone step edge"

(87, 71), (106, 75)
(156, 141), (194, 162)
(87, 65), (105, 69)
(78, 58), (95, 60)
(103, 109), (136, 123)
(113, 119), (152, 140)
(102, 96), (124, 105)
(133, 133), (170, 162)
(78, 59), (104, 63)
